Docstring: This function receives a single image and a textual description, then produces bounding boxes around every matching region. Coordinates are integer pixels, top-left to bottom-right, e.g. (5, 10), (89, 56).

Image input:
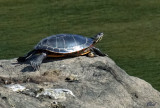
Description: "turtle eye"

(99, 32), (103, 36)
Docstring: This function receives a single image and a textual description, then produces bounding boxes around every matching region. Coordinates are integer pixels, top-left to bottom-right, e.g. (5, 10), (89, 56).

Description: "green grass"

(0, 0), (160, 90)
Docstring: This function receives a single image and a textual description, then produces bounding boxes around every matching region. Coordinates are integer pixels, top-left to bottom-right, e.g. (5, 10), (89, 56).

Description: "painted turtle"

(17, 33), (106, 70)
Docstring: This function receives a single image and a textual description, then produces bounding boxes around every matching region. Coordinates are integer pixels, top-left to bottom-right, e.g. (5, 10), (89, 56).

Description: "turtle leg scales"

(30, 53), (47, 71)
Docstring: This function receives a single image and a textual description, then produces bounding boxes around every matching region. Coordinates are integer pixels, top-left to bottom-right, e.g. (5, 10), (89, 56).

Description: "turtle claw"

(30, 60), (40, 71)
(101, 53), (107, 57)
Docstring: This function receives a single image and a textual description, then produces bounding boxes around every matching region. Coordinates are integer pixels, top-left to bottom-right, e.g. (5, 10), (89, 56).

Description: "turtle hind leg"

(91, 47), (107, 56)
(30, 53), (47, 71)
(17, 50), (36, 62)
(17, 57), (26, 62)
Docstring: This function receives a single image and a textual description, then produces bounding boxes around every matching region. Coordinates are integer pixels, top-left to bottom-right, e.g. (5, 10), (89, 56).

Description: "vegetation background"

(0, 0), (160, 90)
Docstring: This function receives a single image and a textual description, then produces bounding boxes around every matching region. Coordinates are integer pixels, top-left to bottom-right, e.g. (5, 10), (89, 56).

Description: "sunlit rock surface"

(0, 56), (160, 108)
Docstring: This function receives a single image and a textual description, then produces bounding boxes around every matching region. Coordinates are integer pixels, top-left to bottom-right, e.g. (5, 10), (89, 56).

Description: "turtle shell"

(34, 34), (94, 53)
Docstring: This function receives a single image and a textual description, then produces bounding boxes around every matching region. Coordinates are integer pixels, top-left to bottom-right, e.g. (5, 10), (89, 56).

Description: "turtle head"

(93, 32), (104, 43)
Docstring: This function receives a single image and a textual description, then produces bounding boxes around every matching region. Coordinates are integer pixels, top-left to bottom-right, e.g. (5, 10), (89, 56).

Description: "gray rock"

(0, 56), (160, 108)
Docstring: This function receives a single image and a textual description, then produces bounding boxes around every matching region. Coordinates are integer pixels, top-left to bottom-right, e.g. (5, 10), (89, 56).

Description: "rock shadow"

(21, 66), (35, 72)
(20, 56), (77, 72)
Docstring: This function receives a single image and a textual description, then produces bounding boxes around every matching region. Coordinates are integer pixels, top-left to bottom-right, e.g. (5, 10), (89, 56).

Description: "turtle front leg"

(90, 47), (107, 57)
(30, 53), (47, 71)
